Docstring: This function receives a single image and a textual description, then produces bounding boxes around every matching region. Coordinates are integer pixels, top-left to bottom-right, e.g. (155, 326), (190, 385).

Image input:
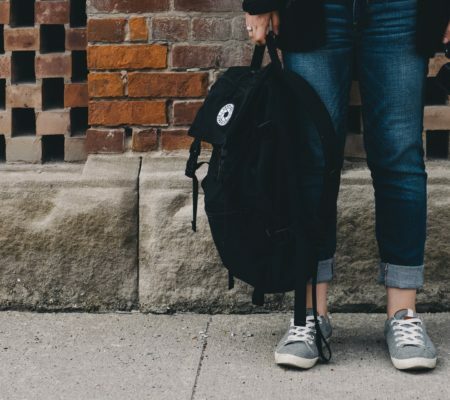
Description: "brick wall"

(86, 0), (254, 154)
(0, 1), (449, 162)
(0, 0), (88, 163)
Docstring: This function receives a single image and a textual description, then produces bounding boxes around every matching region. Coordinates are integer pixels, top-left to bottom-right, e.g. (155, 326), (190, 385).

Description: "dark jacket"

(242, 0), (450, 58)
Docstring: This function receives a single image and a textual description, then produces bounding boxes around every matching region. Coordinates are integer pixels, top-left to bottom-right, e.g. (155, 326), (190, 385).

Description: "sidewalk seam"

(190, 315), (212, 400)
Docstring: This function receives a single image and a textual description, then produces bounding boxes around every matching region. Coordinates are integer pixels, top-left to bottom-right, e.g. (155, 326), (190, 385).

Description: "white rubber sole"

(274, 352), (319, 369)
(391, 356), (437, 370)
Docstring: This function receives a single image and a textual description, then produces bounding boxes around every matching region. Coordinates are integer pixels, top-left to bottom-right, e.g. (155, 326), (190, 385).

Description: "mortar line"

(190, 315), (212, 400)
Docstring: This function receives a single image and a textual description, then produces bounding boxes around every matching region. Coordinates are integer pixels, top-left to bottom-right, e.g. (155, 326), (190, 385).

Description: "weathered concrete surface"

(139, 154), (450, 313)
(196, 313), (450, 400)
(0, 155), (140, 311)
(0, 311), (448, 400)
(0, 311), (208, 400)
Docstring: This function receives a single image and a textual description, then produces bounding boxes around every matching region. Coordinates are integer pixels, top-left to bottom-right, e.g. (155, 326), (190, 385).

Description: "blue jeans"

(283, 0), (429, 289)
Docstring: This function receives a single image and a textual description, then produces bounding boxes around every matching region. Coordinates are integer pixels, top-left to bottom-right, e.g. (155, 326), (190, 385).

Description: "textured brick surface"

(0, 0), (89, 163)
(85, 128), (125, 153)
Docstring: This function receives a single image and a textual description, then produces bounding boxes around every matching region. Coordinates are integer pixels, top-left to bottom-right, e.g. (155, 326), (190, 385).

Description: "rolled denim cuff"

(377, 262), (424, 289)
(309, 255), (335, 284)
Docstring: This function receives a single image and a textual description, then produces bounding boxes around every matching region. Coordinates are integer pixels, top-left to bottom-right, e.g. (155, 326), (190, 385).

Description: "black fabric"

(242, 0), (450, 58)
(185, 32), (339, 359)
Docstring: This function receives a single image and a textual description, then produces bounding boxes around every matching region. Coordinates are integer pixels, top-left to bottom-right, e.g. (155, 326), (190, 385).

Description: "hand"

(245, 11), (280, 45)
(443, 20), (450, 44)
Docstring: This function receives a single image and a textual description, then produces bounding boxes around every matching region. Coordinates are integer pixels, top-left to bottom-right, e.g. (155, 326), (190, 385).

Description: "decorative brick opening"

(40, 25), (66, 54)
(425, 77), (448, 105)
(0, 135), (5, 162)
(11, 51), (36, 84)
(10, 0), (35, 28)
(426, 130), (449, 159)
(0, 79), (5, 110)
(42, 78), (65, 110)
(0, 26), (4, 54)
(71, 51), (87, 82)
(42, 135), (65, 162)
(12, 108), (36, 137)
(70, 0), (87, 28)
(2, 0), (89, 162)
(70, 107), (88, 136)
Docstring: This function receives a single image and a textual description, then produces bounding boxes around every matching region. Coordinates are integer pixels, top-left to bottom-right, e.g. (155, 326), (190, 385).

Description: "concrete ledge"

(139, 154), (450, 313)
(1, 153), (449, 312)
(0, 155), (140, 311)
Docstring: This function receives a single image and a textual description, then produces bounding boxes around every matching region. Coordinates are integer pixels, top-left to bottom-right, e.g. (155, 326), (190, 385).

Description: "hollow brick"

(64, 83), (89, 108)
(35, 1), (70, 24)
(6, 84), (42, 109)
(66, 28), (88, 51)
(4, 27), (39, 51)
(36, 54), (72, 78)
(36, 110), (71, 135)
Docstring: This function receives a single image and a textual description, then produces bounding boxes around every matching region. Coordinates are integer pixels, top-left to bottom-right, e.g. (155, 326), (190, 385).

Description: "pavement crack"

(190, 315), (212, 400)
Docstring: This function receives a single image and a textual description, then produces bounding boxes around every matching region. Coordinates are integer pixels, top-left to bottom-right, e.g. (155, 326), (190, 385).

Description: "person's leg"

(282, 0), (354, 317)
(273, 0), (353, 370)
(356, 0), (428, 312)
(357, 0), (436, 370)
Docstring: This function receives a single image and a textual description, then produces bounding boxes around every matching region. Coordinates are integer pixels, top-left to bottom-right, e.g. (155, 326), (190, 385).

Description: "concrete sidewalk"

(0, 312), (448, 400)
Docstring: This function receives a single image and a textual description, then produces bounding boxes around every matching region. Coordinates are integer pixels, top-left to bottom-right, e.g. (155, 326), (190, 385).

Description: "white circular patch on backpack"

(217, 103), (235, 126)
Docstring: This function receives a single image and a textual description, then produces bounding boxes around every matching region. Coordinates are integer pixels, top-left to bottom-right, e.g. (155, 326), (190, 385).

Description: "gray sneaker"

(384, 308), (437, 370)
(274, 309), (332, 369)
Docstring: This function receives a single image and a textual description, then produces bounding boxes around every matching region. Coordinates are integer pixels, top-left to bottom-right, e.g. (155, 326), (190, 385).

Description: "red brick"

(174, 0), (240, 12)
(128, 72), (208, 98)
(89, 100), (167, 126)
(172, 45), (221, 69)
(89, 0), (170, 13)
(131, 128), (158, 152)
(35, 1), (70, 24)
(192, 17), (232, 41)
(173, 101), (203, 126)
(66, 28), (87, 50)
(0, 55), (11, 79)
(88, 44), (167, 70)
(129, 17), (148, 42)
(0, 2), (10, 24)
(4, 27), (39, 51)
(87, 19), (127, 43)
(88, 72), (125, 98)
(36, 54), (71, 78)
(161, 128), (193, 150)
(85, 128), (125, 154)
(64, 83), (89, 107)
(152, 17), (189, 42)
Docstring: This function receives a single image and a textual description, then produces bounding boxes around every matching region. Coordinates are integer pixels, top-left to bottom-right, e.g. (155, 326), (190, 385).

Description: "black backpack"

(185, 32), (342, 361)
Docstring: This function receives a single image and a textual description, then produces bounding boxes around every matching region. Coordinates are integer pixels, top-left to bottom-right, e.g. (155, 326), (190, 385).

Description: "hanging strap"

(185, 137), (209, 232)
(312, 272), (332, 363)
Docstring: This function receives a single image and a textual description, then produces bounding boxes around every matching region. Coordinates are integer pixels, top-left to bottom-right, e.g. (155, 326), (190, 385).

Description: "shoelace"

(392, 317), (425, 347)
(286, 316), (317, 345)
